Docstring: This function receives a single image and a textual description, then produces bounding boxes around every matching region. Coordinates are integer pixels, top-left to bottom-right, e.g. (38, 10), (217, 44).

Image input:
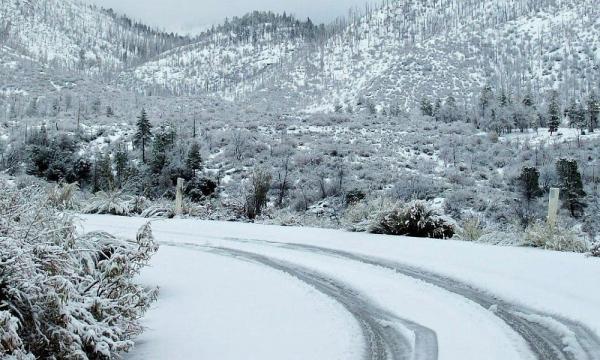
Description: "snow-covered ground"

(500, 127), (600, 147)
(81, 215), (600, 360)
(128, 245), (361, 360)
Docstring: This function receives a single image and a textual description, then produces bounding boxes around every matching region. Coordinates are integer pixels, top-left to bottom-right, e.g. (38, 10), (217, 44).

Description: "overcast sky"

(82, 0), (374, 34)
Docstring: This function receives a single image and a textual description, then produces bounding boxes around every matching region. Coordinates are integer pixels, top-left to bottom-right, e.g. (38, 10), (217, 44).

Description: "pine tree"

(91, 98), (102, 115)
(133, 109), (152, 164)
(114, 146), (129, 189)
(556, 159), (586, 217)
(498, 90), (508, 107)
(547, 91), (561, 135)
(186, 142), (203, 177)
(516, 166), (542, 225)
(518, 167), (542, 203)
(567, 100), (586, 134)
(433, 98), (442, 120)
(522, 89), (534, 108)
(588, 92), (599, 133)
(420, 97), (433, 117)
(97, 152), (114, 191)
(479, 84), (493, 117)
(149, 124), (176, 174)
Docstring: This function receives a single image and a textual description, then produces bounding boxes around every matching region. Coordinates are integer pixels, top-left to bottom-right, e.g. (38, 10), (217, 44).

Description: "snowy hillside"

(117, 0), (600, 113)
(0, 0), (190, 74)
(299, 0), (600, 112)
(117, 12), (324, 98)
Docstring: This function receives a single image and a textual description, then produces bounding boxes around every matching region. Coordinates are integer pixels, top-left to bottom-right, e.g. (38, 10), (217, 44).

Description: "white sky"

(82, 0), (376, 34)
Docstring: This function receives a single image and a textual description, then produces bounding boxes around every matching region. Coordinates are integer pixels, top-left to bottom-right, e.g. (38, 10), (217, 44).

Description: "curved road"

(182, 236), (600, 360)
(163, 241), (438, 360)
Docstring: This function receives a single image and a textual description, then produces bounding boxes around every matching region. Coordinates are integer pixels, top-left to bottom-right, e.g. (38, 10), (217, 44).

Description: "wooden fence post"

(175, 178), (184, 215)
(547, 187), (560, 227)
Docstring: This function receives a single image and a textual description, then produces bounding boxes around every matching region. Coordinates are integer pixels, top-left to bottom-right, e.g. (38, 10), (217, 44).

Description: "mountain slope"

(117, 11), (326, 98)
(119, 0), (600, 113)
(0, 0), (190, 74)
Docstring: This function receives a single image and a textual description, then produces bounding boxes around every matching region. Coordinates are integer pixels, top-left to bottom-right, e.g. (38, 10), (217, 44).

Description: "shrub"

(457, 217), (487, 241)
(47, 182), (80, 210)
(84, 191), (133, 216)
(343, 197), (398, 232)
(523, 221), (589, 253)
(0, 183), (158, 358)
(141, 201), (175, 218)
(392, 174), (444, 201)
(244, 167), (272, 219)
(589, 243), (600, 257)
(345, 189), (366, 205)
(185, 177), (218, 202)
(369, 201), (454, 239)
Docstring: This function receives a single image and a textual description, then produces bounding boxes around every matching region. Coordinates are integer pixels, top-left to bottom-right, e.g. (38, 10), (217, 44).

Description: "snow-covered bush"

(523, 221), (589, 253)
(588, 243), (600, 257)
(84, 190), (133, 216)
(343, 197), (399, 232)
(369, 201), (455, 239)
(456, 217), (487, 241)
(129, 195), (151, 215)
(46, 182), (80, 210)
(185, 177), (218, 202)
(141, 201), (175, 218)
(0, 183), (158, 358)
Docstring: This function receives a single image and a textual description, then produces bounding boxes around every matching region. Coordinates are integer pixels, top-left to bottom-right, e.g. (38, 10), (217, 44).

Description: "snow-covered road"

(81, 215), (600, 360)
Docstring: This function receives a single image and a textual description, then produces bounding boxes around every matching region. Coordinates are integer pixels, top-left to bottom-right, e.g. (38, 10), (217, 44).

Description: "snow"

(500, 127), (600, 146)
(81, 215), (600, 359)
(101, 230), (363, 360)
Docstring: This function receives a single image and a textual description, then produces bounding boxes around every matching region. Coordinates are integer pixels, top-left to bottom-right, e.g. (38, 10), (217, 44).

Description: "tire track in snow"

(161, 241), (438, 360)
(214, 237), (600, 360)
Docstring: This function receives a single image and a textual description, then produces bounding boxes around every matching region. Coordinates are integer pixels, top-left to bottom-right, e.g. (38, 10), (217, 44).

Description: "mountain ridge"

(2, 0), (599, 114)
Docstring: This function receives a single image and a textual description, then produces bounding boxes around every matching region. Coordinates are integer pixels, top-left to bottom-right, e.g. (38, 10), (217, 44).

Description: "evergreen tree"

(547, 91), (561, 135)
(51, 97), (60, 116)
(186, 142), (203, 177)
(522, 89), (534, 108)
(97, 152), (114, 191)
(433, 98), (442, 120)
(150, 123), (176, 174)
(588, 92), (599, 133)
(556, 159), (586, 217)
(518, 167), (542, 203)
(91, 98), (102, 115)
(114, 146), (129, 189)
(133, 109), (152, 164)
(420, 97), (433, 117)
(498, 90), (508, 107)
(479, 84), (493, 117)
(567, 99), (586, 134)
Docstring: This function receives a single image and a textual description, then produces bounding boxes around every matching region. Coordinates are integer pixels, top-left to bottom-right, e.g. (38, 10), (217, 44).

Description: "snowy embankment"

(81, 215), (600, 360)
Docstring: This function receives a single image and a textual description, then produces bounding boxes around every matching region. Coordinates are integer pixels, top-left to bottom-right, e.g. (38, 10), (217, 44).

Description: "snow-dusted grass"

(82, 215), (600, 358)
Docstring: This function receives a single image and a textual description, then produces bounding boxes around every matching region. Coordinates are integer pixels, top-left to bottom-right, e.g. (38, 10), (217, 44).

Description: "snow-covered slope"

(0, 0), (190, 74)
(297, 0), (600, 112)
(117, 11), (322, 98)
(119, 0), (600, 113)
